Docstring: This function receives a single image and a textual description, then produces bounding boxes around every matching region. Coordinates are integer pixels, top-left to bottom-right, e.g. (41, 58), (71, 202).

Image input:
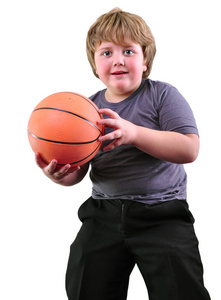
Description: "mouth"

(111, 71), (128, 76)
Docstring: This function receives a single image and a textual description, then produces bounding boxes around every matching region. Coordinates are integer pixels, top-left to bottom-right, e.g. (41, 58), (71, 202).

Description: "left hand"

(98, 108), (136, 151)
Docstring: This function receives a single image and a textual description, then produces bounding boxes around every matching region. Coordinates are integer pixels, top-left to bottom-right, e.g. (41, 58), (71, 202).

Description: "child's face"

(94, 40), (147, 102)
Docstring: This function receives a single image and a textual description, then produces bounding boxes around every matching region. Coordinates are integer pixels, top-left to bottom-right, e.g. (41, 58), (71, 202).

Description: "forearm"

(98, 108), (199, 164)
(132, 126), (199, 164)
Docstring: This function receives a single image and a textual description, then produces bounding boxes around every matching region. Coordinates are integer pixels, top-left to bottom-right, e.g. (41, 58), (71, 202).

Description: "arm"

(35, 153), (89, 186)
(98, 109), (199, 164)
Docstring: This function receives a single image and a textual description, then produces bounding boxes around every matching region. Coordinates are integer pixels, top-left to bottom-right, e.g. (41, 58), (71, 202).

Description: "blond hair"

(86, 8), (156, 79)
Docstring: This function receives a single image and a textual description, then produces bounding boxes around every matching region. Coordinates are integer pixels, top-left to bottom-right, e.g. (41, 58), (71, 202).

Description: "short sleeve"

(157, 85), (199, 135)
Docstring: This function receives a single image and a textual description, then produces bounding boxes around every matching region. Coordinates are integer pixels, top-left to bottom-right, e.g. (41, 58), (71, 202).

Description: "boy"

(35, 8), (211, 300)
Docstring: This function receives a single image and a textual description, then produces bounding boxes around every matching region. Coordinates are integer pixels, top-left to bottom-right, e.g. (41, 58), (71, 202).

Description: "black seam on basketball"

(28, 130), (101, 145)
(57, 141), (102, 166)
(39, 141), (102, 166)
(69, 92), (100, 116)
(33, 107), (103, 134)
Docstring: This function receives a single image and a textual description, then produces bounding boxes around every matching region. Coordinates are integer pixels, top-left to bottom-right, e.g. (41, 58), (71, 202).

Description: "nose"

(113, 52), (125, 67)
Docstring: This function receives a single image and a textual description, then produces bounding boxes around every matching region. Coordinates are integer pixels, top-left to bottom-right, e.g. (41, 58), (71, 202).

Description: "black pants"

(66, 198), (211, 300)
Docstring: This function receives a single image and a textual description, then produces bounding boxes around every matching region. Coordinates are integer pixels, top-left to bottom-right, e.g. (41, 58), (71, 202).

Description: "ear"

(143, 65), (147, 72)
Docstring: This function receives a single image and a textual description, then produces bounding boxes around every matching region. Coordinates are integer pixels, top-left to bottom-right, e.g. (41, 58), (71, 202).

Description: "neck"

(104, 90), (131, 103)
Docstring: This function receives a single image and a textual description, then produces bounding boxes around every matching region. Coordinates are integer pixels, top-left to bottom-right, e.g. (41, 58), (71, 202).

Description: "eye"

(103, 51), (111, 57)
(124, 50), (134, 55)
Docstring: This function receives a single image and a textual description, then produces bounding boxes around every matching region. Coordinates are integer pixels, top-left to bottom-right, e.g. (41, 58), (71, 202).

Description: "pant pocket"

(78, 197), (101, 222)
(140, 199), (195, 224)
(174, 200), (195, 224)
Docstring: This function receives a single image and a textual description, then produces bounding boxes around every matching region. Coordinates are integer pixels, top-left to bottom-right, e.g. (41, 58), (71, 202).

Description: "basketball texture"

(28, 92), (104, 167)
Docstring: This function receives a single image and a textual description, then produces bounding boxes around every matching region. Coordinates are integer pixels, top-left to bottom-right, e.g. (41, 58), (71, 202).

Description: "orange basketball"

(28, 92), (104, 167)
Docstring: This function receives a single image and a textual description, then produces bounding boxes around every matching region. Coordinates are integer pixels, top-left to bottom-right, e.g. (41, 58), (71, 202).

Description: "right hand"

(35, 153), (80, 184)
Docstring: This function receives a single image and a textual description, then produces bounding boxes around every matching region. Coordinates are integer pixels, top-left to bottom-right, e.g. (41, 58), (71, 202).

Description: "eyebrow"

(97, 44), (137, 52)
(97, 46), (112, 51)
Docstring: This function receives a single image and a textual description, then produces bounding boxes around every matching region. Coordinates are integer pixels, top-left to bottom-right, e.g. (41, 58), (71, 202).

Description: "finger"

(35, 153), (47, 169)
(99, 108), (120, 119)
(46, 159), (58, 175)
(99, 129), (122, 142)
(53, 164), (71, 179)
(68, 165), (81, 173)
(98, 118), (121, 130)
(53, 164), (80, 179)
(102, 139), (122, 151)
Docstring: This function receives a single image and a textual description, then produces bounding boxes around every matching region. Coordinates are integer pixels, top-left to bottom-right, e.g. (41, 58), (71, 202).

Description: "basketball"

(28, 92), (104, 167)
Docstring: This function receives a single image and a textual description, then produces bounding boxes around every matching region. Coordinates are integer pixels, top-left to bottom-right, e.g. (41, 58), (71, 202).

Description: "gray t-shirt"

(89, 79), (199, 204)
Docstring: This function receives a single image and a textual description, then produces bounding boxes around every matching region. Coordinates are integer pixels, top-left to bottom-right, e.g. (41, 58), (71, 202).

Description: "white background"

(1, 0), (220, 299)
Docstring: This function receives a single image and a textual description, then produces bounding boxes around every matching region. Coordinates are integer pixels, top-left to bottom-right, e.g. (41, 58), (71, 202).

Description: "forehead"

(95, 39), (142, 51)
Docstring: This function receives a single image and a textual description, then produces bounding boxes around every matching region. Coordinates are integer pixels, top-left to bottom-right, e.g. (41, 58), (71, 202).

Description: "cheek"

(135, 58), (146, 75)
(129, 62), (144, 78)
(95, 59), (109, 77)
